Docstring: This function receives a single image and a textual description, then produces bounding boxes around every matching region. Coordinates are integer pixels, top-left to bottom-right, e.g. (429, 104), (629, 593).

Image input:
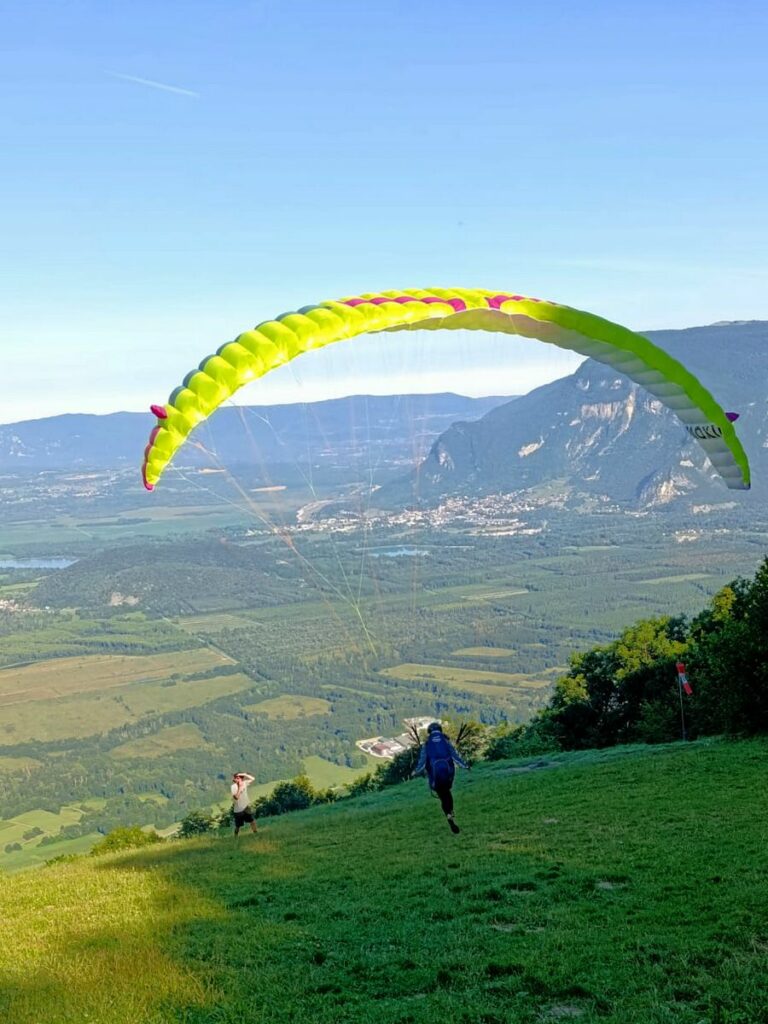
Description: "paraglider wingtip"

(150, 404), (168, 419)
(726, 411), (740, 422)
(144, 481), (154, 492)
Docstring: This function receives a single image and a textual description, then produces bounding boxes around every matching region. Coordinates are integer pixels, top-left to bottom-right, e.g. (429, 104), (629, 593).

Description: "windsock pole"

(675, 662), (692, 741)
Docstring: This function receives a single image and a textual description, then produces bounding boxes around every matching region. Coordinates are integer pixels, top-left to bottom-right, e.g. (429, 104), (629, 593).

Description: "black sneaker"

(447, 816), (460, 835)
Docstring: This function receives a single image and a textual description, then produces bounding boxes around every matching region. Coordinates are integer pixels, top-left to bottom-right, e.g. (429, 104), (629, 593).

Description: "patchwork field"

(0, 832), (102, 872)
(301, 755), (374, 788)
(381, 662), (552, 697)
(0, 756), (42, 773)
(173, 581), (533, 655)
(0, 649), (233, 706)
(452, 646), (516, 657)
(2, 671), (256, 742)
(110, 724), (210, 760)
(0, 804), (89, 860)
(177, 612), (264, 633)
(245, 696), (332, 720)
(637, 573), (714, 585)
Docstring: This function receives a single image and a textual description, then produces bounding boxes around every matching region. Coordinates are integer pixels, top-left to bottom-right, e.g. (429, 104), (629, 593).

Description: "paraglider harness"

(425, 734), (457, 789)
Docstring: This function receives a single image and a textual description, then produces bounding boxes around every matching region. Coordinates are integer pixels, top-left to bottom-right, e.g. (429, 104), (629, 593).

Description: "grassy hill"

(1, 738), (767, 1024)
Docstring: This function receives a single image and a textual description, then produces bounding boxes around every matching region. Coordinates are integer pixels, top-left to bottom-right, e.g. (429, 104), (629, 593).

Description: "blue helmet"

(427, 721), (443, 735)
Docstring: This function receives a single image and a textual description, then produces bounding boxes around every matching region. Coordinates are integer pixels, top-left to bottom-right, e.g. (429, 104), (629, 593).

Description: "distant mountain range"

(378, 321), (767, 508)
(3, 321), (765, 509)
(0, 394), (509, 473)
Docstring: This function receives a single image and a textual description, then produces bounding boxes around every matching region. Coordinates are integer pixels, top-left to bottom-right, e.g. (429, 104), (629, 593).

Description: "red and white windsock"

(676, 662), (693, 696)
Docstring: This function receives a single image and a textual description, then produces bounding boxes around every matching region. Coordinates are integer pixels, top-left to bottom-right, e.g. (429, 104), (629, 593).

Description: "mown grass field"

(301, 755), (375, 788)
(244, 695), (332, 720)
(1, 662), (256, 743)
(0, 831), (103, 873)
(452, 647), (516, 658)
(0, 649), (230, 706)
(2, 738), (766, 1024)
(0, 803), (99, 871)
(110, 723), (210, 760)
(637, 573), (714, 586)
(0, 755), (41, 773)
(381, 663), (552, 697)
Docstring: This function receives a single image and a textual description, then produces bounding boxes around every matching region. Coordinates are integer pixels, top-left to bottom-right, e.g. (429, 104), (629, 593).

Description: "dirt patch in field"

(504, 759), (561, 774)
(541, 1005), (585, 1019)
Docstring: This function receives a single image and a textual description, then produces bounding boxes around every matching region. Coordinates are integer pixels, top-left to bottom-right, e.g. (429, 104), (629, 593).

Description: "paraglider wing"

(141, 288), (750, 492)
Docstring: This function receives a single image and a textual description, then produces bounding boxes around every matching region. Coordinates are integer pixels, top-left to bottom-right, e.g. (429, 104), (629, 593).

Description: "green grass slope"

(1, 739), (767, 1024)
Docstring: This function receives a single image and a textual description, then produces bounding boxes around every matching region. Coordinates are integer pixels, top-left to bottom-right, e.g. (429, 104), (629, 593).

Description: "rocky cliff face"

(379, 321), (767, 509)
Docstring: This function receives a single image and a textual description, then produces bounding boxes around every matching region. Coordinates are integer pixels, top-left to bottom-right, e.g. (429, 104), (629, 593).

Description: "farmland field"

(245, 696), (332, 719)
(0, 756), (42, 773)
(381, 662), (552, 696)
(2, 671), (256, 742)
(0, 649), (232, 706)
(452, 646), (516, 657)
(110, 724), (210, 760)
(637, 572), (714, 585)
(0, 831), (102, 872)
(0, 804), (90, 860)
(1, 469), (766, 868)
(301, 755), (373, 788)
(177, 612), (263, 633)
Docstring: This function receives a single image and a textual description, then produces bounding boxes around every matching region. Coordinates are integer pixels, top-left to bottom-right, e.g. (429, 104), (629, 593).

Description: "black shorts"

(234, 807), (255, 827)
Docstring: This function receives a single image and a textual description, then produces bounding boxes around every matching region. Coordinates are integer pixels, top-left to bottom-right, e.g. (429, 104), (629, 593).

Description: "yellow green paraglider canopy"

(142, 288), (750, 492)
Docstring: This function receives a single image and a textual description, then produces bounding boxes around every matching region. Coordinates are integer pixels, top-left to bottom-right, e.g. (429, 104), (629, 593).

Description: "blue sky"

(2, 0), (767, 422)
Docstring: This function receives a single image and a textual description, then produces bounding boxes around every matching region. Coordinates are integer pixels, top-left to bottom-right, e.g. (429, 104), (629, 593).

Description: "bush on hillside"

(44, 852), (85, 867)
(217, 805), (234, 830)
(251, 774), (336, 819)
(177, 810), (217, 837)
(91, 825), (163, 856)
(346, 772), (377, 797)
(484, 721), (559, 760)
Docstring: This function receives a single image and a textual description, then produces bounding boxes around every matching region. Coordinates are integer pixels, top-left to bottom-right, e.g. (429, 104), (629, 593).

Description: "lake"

(0, 558), (77, 570)
(365, 546), (429, 559)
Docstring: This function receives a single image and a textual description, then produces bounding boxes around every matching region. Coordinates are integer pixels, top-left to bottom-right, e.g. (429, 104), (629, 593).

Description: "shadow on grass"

(4, 742), (768, 1023)
(1, 786), (605, 1024)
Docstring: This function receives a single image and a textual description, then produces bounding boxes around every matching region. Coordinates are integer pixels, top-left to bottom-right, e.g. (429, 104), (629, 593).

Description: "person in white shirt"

(231, 771), (258, 836)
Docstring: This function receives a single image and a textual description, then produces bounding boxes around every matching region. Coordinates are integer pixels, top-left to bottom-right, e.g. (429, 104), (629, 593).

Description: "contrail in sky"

(107, 72), (199, 97)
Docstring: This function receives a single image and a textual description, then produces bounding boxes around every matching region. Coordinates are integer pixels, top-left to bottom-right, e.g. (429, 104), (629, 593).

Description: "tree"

(374, 747), (419, 787)
(538, 618), (688, 749)
(346, 773), (376, 797)
(441, 718), (487, 765)
(484, 720), (558, 759)
(688, 565), (768, 735)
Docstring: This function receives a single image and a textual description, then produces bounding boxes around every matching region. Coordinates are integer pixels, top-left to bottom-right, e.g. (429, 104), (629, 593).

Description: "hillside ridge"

(2, 737), (767, 1023)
